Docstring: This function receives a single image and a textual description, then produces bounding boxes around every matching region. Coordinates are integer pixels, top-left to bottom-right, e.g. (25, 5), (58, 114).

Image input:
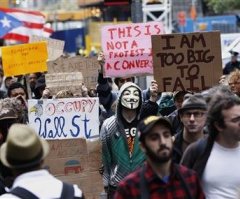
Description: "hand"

(219, 75), (227, 85)
(97, 51), (105, 73)
(149, 80), (159, 102)
(16, 95), (27, 108)
(42, 88), (51, 99)
(81, 83), (89, 97)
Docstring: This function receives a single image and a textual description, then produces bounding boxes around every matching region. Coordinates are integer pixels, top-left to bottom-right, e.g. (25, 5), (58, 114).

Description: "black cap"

(138, 116), (174, 141)
(230, 51), (239, 56)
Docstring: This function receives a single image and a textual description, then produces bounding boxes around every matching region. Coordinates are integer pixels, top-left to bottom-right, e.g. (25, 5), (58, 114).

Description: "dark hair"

(206, 95), (240, 139)
(0, 119), (17, 144)
(14, 162), (42, 175)
(7, 82), (27, 98)
(114, 77), (135, 87)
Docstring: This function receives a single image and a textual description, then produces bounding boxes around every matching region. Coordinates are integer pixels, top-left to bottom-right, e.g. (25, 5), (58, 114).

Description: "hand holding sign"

(97, 51), (105, 73)
(97, 51), (105, 66)
(42, 88), (51, 99)
(149, 80), (159, 102)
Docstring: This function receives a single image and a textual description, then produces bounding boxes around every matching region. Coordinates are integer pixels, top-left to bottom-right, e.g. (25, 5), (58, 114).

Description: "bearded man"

(114, 115), (205, 199)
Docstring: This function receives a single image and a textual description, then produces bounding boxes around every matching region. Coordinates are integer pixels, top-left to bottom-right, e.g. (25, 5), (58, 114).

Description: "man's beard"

(144, 144), (172, 164)
(30, 84), (36, 90)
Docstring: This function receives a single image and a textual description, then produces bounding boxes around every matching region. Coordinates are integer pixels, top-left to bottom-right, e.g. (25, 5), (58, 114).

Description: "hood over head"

(116, 82), (142, 120)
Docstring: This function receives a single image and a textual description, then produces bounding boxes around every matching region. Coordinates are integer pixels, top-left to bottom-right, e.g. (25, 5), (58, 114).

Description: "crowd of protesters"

(97, 51), (240, 199)
(0, 49), (239, 199)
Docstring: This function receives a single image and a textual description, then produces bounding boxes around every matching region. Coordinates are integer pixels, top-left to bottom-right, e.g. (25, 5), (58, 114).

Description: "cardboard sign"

(45, 72), (83, 96)
(152, 31), (223, 92)
(1, 42), (48, 77)
(28, 98), (99, 139)
(101, 22), (165, 77)
(47, 56), (99, 89)
(30, 35), (65, 61)
(44, 138), (103, 199)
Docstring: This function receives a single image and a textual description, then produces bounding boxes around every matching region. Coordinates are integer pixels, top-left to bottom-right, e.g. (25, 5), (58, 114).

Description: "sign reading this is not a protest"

(101, 22), (165, 77)
(152, 31), (223, 92)
(28, 98), (99, 140)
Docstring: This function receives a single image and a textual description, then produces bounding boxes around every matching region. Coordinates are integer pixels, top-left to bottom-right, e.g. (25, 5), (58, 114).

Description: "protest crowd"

(1, 6), (240, 199)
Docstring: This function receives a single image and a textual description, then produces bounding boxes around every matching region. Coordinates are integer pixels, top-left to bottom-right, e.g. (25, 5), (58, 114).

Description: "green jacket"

(100, 82), (146, 188)
(100, 115), (145, 187)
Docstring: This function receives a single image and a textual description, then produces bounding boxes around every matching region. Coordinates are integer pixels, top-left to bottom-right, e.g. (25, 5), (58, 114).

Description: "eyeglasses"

(182, 111), (206, 119)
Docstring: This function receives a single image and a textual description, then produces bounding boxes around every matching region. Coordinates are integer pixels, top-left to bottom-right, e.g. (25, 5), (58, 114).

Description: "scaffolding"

(142, 0), (172, 33)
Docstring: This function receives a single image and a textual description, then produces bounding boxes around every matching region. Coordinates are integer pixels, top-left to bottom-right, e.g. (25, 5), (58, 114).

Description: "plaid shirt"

(114, 162), (205, 199)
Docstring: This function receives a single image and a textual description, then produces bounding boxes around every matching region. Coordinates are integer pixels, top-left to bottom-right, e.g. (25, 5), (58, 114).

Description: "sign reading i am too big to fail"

(152, 31), (223, 92)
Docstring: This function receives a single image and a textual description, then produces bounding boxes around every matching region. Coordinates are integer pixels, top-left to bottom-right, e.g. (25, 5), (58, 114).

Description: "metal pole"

(131, 0), (146, 89)
(131, 0), (143, 23)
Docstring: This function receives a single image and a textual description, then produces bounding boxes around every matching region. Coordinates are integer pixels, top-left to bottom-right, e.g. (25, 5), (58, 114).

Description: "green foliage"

(205, 0), (240, 14)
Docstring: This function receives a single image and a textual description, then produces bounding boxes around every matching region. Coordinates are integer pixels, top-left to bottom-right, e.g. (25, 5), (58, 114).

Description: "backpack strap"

(10, 187), (39, 199)
(10, 183), (80, 199)
(140, 165), (149, 199)
(60, 182), (82, 199)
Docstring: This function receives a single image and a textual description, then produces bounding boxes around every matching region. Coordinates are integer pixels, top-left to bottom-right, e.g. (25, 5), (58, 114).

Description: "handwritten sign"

(44, 138), (103, 199)
(152, 31), (222, 92)
(45, 72), (83, 96)
(47, 56), (99, 89)
(30, 35), (65, 61)
(28, 98), (99, 139)
(101, 22), (165, 77)
(1, 42), (48, 77)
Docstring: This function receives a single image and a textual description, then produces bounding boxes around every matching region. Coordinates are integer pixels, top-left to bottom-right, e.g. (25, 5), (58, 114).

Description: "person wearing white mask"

(100, 82), (158, 199)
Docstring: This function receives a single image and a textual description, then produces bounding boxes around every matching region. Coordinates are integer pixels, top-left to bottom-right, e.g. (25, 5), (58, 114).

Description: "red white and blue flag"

(0, 7), (53, 43)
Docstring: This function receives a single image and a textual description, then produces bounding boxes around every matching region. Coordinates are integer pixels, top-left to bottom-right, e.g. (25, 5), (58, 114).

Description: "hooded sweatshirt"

(100, 82), (145, 188)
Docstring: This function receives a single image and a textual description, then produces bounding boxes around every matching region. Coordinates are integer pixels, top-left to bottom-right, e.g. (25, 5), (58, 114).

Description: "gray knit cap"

(178, 93), (207, 114)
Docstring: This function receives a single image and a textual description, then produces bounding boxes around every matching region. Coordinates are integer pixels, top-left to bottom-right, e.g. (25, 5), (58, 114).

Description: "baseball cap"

(138, 115), (174, 141)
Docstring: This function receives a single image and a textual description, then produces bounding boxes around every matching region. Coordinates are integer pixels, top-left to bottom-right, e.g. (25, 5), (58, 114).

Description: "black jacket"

(173, 131), (184, 164)
(180, 135), (215, 178)
(167, 109), (183, 135)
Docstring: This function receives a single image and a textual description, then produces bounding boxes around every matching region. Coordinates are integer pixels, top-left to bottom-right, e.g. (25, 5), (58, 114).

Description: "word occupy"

(45, 99), (96, 115)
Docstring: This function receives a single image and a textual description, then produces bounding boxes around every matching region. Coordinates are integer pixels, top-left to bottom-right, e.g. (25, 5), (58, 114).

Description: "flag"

(0, 7), (53, 43)
(43, 24), (54, 38)
(0, 11), (23, 37)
